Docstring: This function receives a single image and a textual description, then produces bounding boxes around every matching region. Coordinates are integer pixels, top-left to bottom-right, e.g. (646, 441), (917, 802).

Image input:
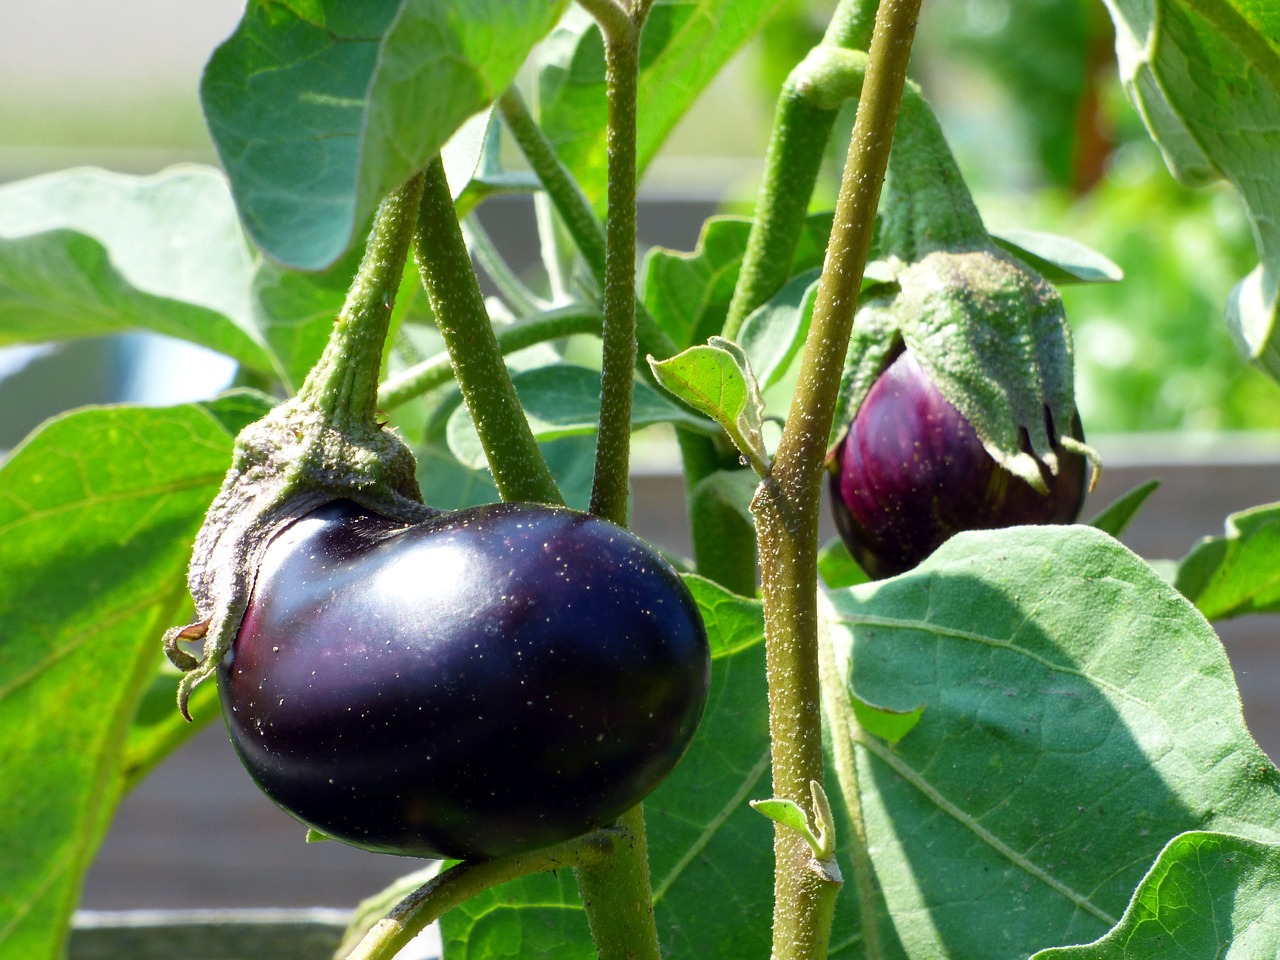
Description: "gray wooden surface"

(80, 454), (1280, 911)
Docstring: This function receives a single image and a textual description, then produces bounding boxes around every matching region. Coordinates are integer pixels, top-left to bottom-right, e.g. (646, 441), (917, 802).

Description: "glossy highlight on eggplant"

(218, 499), (710, 860)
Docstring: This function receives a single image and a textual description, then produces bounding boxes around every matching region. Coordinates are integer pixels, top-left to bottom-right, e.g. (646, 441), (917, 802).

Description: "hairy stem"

(750, 2), (922, 959)
(587, 9), (641, 525)
(573, 806), (662, 960)
(413, 156), (563, 506)
(300, 174), (425, 429)
(342, 833), (614, 960)
(722, 0), (878, 339)
(496, 85), (675, 363)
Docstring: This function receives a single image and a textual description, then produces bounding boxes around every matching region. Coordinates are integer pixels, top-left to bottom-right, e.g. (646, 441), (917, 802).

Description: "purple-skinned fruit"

(828, 350), (1087, 580)
(218, 499), (710, 860)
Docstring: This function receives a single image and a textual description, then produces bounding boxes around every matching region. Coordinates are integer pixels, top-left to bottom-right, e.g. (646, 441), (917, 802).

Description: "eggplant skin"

(219, 499), (710, 860)
(828, 351), (1086, 580)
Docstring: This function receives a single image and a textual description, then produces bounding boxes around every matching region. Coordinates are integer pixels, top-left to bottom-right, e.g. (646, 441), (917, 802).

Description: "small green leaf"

(648, 341), (768, 474)
(738, 269), (821, 389)
(992, 228), (1124, 285)
(1174, 502), (1280, 619)
(203, 1), (567, 270)
(1088, 479), (1161, 538)
(641, 214), (832, 351)
(446, 364), (714, 470)
(0, 167), (277, 377)
(817, 537), (871, 590)
(750, 797), (820, 848)
(1031, 831), (1280, 959)
(680, 574), (764, 658)
(849, 693), (925, 747)
(750, 798), (811, 833)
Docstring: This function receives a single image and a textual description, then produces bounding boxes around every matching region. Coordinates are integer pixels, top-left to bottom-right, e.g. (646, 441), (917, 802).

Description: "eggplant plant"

(3, 2), (1280, 959)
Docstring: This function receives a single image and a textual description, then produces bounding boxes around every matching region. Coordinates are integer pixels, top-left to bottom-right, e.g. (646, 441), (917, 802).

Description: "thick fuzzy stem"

(722, 0), (879, 339)
(413, 156), (563, 507)
(750, 2), (923, 959)
(588, 11), (641, 526)
(343, 832), (614, 960)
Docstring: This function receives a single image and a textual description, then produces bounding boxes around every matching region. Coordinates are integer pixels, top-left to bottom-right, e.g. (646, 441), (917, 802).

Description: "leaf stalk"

(750, 2), (923, 958)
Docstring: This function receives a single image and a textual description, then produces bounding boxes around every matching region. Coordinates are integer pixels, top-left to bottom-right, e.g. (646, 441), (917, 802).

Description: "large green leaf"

(1031, 830), (1280, 958)
(1101, 0), (1280, 377)
(442, 578), (780, 958)
(824, 524), (1280, 959)
(0, 396), (257, 960)
(536, 0), (788, 210)
(0, 167), (277, 377)
(1174, 501), (1280, 619)
(202, 1), (566, 270)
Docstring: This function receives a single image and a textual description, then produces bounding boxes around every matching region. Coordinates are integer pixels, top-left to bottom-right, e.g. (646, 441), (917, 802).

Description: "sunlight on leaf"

(1031, 831), (1280, 958)
(826, 524), (1280, 959)
(0, 397), (251, 960)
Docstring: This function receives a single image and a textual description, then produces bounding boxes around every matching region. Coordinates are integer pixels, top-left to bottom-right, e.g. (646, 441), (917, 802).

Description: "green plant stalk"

(587, 7), (641, 525)
(343, 832), (615, 960)
(498, 87), (609, 285)
(496, 85), (675, 365)
(496, 32), (751, 592)
(722, 0), (878, 340)
(574, 805), (661, 960)
(300, 174), (426, 430)
(413, 156), (564, 507)
(750, 2), (922, 959)
(564, 6), (665, 960)
(377, 306), (602, 410)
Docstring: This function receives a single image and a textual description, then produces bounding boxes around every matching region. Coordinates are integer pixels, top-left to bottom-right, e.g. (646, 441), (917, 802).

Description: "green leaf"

(992, 229), (1124, 285)
(442, 580), (777, 958)
(641, 214), (832, 351)
(202, 1), (567, 270)
(817, 537), (870, 590)
(0, 167), (278, 377)
(0, 399), (248, 960)
(688, 470), (759, 597)
(1174, 502), (1280, 619)
(826, 524), (1280, 959)
(681, 574), (764, 659)
(738, 269), (821, 389)
(536, 0), (789, 209)
(445, 364), (715, 471)
(648, 340), (768, 473)
(849, 694), (925, 747)
(1031, 831), (1280, 958)
(1101, 0), (1280, 376)
(1087, 479), (1161, 538)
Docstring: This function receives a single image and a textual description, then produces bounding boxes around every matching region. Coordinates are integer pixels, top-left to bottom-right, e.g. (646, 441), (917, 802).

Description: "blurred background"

(3, 0), (1279, 917)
